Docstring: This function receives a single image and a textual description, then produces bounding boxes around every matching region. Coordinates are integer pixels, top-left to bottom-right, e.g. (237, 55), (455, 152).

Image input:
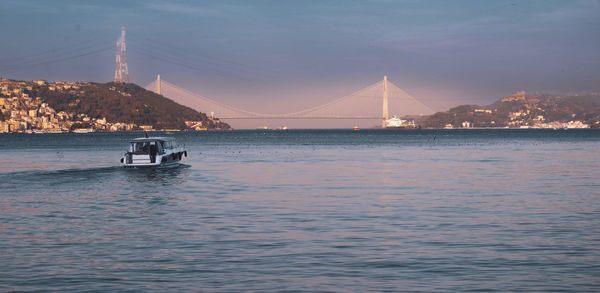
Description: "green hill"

(26, 81), (231, 130)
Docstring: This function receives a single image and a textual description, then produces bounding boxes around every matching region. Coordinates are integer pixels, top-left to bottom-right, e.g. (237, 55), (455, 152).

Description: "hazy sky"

(1, 0), (599, 127)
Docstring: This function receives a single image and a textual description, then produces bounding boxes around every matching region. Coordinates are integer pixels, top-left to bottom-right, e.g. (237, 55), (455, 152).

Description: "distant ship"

(384, 116), (417, 129)
(353, 124), (360, 131)
(72, 128), (94, 133)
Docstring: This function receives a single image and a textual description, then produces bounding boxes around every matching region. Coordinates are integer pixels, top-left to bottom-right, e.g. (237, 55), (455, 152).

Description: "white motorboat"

(384, 116), (418, 129)
(120, 136), (187, 168)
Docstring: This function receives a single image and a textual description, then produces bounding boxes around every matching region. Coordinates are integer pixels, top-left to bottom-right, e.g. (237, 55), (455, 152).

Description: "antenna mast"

(114, 26), (129, 83)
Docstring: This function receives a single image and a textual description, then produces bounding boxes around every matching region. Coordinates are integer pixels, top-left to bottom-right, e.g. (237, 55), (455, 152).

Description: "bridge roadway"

(217, 116), (382, 119)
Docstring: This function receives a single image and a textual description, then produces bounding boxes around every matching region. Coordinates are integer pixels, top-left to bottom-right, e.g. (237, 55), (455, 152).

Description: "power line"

(0, 38), (109, 69)
(132, 47), (250, 81)
(133, 36), (282, 79)
(2, 46), (112, 75)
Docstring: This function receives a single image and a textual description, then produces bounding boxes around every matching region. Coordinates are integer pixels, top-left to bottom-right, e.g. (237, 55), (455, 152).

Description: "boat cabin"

(122, 137), (184, 166)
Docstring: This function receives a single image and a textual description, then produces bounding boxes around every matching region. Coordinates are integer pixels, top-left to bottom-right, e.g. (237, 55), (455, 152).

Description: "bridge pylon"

(156, 74), (161, 95)
(382, 75), (389, 127)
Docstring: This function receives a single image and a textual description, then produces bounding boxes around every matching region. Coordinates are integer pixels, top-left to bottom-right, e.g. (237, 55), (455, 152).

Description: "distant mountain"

(26, 81), (231, 130)
(422, 91), (600, 128)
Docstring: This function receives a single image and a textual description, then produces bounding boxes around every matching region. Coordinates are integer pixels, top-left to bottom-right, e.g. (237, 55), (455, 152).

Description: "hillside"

(25, 81), (231, 130)
(422, 91), (600, 129)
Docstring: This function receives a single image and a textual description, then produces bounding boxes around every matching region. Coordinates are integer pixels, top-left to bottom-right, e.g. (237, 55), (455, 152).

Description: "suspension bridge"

(145, 75), (434, 125)
(0, 26), (435, 127)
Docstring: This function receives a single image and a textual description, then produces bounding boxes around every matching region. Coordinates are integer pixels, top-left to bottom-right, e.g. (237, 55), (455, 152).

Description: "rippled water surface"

(1, 130), (599, 292)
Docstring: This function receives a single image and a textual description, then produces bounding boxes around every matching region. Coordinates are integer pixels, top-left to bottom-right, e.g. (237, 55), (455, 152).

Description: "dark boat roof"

(130, 137), (176, 143)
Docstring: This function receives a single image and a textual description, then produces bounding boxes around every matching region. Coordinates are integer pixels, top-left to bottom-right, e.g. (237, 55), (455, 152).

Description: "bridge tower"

(156, 74), (161, 95)
(382, 75), (389, 127)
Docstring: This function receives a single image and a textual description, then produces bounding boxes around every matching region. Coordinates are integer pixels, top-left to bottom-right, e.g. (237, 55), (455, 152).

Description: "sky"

(1, 0), (599, 128)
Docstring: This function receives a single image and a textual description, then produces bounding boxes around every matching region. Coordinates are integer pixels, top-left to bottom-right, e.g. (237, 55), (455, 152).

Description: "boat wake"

(0, 164), (191, 192)
(0, 165), (122, 177)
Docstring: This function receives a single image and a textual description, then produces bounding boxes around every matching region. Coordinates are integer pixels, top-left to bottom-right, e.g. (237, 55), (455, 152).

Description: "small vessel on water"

(353, 124), (360, 131)
(72, 128), (94, 133)
(384, 116), (417, 129)
(120, 136), (187, 168)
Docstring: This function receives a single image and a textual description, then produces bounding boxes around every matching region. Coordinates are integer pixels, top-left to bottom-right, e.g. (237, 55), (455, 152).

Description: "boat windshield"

(129, 141), (155, 154)
(129, 139), (167, 155)
(129, 142), (148, 154)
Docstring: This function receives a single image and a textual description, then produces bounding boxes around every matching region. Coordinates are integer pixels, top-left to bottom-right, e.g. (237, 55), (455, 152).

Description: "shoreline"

(1, 127), (597, 134)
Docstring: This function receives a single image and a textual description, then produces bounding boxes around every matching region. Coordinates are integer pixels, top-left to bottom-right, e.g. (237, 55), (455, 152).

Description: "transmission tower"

(114, 26), (129, 84)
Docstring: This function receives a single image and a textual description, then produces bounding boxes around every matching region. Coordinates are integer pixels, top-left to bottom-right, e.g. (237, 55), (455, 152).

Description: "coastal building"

(185, 121), (207, 130)
(0, 79), (146, 133)
(501, 91), (527, 103)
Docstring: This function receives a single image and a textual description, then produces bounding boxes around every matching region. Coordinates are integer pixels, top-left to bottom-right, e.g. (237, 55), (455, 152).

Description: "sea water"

(1, 130), (599, 292)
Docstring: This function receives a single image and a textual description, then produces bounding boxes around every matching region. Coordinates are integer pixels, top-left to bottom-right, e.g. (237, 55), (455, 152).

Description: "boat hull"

(384, 126), (419, 130)
(121, 150), (187, 168)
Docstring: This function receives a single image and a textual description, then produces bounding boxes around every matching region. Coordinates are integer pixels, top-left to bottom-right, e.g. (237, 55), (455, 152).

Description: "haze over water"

(2, 1), (600, 121)
(1, 130), (599, 291)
